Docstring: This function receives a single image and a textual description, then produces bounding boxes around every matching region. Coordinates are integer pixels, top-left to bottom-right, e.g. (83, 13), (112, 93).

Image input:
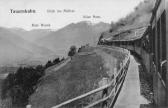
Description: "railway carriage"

(99, 0), (168, 107)
(150, 0), (168, 106)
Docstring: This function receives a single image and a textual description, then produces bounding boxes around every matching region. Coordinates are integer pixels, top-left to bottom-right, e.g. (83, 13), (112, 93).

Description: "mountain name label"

(83, 15), (101, 19)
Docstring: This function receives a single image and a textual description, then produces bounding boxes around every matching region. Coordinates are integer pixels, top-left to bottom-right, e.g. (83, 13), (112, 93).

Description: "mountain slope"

(0, 27), (56, 66)
(35, 21), (110, 56)
(0, 21), (110, 65)
(9, 28), (51, 42)
(29, 46), (126, 108)
(0, 36), (32, 66)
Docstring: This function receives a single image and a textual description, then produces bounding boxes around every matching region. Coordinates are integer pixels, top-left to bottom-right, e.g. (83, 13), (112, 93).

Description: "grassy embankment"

(29, 46), (126, 108)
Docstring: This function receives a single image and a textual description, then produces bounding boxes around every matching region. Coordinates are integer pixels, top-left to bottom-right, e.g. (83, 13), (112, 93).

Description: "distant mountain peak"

(77, 21), (92, 25)
(0, 21), (110, 66)
(10, 27), (26, 32)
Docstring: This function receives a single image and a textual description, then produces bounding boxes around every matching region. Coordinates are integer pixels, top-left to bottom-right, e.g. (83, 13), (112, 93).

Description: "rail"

(51, 46), (130, 108)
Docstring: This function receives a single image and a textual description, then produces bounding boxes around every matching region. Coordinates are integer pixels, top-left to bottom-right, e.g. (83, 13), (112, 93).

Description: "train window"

(152, 27), (156, 63)
(161, 11), (166, 61)
(160, 11), (166, 82)
(157, 18), (161, 74)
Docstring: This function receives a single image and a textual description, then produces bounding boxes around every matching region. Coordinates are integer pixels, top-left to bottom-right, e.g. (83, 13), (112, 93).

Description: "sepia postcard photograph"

(0, 0), (168, 108)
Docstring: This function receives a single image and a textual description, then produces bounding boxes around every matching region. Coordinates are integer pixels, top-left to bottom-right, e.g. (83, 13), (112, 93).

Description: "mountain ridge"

(0, 27), (57, 66)
(0, 21), (110, 66)
(35, 21), (110, 56)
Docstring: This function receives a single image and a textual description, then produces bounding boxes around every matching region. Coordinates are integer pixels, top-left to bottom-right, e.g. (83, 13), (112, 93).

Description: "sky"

(0, 0), (144, 30)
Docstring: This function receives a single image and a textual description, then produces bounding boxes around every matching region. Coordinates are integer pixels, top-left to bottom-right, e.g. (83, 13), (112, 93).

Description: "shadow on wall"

(130, 51), (154, 105)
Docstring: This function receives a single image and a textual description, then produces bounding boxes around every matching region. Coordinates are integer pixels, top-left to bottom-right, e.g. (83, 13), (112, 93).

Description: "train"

(151, 0), (168, 106)
(99, 0), (168, 107)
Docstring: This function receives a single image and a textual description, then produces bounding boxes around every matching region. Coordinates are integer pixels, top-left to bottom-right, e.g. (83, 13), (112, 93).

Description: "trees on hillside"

(1, 66), (45, 107)
(1, 57), (64, 107)
(45, 60), (53, 68)
(68, 45), (77, 58)
(53, 58), (60, 64)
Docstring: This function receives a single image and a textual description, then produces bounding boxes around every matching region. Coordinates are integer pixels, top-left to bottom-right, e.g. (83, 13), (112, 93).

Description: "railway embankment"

(28, 46), (129, 108)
